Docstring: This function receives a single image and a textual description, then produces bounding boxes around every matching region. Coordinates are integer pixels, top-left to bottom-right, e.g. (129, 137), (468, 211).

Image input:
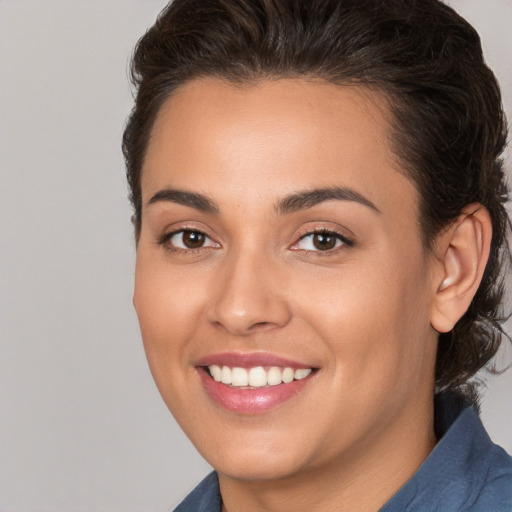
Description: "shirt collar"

(379, 391), (496, 511)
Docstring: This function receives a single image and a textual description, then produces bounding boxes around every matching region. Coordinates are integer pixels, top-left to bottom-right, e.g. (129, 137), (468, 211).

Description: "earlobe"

(430, 204), (492, 333)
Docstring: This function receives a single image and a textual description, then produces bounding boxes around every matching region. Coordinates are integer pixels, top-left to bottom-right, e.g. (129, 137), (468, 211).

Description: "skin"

(134, 78), (457, 511)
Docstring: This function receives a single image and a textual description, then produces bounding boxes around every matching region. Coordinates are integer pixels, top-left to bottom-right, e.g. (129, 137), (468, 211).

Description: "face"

(134, 79), (439, 483)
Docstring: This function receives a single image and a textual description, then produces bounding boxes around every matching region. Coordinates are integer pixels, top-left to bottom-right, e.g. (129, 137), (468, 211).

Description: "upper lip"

(194, 351), (316, 369)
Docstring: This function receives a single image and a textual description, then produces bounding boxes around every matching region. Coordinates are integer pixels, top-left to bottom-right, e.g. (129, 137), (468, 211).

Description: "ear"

(430, 204), (492, 333)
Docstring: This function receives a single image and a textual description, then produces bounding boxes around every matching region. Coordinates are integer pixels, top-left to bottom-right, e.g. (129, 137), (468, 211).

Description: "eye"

(164, 229), (218, 250)
(292, 230), (353, 252)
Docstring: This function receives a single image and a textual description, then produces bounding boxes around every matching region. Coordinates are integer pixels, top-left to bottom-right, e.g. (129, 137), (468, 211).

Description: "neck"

(219, 399), (437, 512)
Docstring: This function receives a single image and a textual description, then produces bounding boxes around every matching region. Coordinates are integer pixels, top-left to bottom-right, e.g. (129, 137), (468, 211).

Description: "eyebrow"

(277, 187), (380, 214)
(147, 189), (219, 214)
(146, 186), (379, 215)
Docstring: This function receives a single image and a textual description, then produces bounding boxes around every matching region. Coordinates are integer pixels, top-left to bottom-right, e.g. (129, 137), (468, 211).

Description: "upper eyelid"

(159, 224), (213, 240)
(157, 225), (354, 248)
(298, 228), (348, 239)
(293, 227), (354, 244)
(158, 227), (213, 245)
(158, 229), (221, 254)
(290, 227), (355, 254)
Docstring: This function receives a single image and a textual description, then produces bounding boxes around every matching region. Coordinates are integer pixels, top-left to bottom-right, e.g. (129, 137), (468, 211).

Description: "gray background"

(0, 1), (510, 511)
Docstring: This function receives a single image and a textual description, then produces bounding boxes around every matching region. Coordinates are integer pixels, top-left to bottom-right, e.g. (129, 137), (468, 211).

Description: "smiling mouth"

(205, 365), (314, 388)
(197, 358), (318, 413)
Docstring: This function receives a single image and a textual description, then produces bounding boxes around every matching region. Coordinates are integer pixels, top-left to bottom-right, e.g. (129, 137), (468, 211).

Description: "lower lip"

(197, 368), (313, 414)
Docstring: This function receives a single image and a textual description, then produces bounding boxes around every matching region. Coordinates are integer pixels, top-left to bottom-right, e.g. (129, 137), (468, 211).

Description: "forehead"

(142, 78), (417, 218)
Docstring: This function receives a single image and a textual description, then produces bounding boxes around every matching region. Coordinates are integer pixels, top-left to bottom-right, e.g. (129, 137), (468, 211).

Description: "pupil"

(313, 233), (336, 250)
(183, 231), (205, 248)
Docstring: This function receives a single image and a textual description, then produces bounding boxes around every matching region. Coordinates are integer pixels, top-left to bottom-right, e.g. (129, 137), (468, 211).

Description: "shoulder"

(455, 409), (512, 511)
(381, 394), (512, 512)
(429, 394), (512, 511)
(468, 442), (512, 512)
(172, 472), (221, 512)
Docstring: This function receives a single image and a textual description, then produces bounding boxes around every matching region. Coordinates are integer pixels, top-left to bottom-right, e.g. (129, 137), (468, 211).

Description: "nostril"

(248, 321), (280, 332)
(212, 319), (281, 335)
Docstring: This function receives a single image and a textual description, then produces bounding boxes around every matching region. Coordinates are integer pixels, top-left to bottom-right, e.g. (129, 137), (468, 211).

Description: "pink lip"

(197, 368), (314, 414)
(195, 351), (312, 369)
(194, 352), (317, 414)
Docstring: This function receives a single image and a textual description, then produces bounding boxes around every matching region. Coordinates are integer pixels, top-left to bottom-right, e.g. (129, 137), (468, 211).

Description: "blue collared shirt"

(173, 393), (512, 511)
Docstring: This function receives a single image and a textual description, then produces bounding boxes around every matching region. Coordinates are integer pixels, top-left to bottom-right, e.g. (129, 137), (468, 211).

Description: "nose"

(207, 250), (292, 336)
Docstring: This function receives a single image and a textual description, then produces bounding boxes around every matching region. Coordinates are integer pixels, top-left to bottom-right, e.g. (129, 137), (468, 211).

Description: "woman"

(123, 0), (512, 510)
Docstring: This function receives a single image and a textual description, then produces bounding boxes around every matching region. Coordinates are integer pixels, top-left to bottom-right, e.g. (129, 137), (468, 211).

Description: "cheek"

(294, 246), (434, 390)
(133, 251), (204, 373)
(132, 251), (214, 424)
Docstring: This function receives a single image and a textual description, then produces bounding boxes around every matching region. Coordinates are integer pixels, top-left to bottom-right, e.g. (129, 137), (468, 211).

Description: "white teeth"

(231, 367), (249, 386)
(282, 367), (294, 383)
(294, 368), (312, 380)
(248, 367), (267, 387)
(208, 365), (313, 387)
(221, 366), (232, 384)
(267, 366), (282, 386)
(210, 365), (222, 382)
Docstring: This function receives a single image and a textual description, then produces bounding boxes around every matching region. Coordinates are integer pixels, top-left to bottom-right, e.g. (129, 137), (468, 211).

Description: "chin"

(213, 453), (306, 482)
(193, 427), (316, 482)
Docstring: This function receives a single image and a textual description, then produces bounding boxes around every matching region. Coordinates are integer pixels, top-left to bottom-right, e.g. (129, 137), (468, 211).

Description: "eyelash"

(157, 228), (354, 255)
(157, 228), (219, 254)
(291, 229), (354, 255)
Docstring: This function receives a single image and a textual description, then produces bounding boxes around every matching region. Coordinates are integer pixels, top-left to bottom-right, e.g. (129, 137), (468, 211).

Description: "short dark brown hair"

(123, 0), (511, 398)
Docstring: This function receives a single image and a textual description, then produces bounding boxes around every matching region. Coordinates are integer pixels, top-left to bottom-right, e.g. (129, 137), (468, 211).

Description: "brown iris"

(182, 230), (206, 248)
(312, 233), (337, 250)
